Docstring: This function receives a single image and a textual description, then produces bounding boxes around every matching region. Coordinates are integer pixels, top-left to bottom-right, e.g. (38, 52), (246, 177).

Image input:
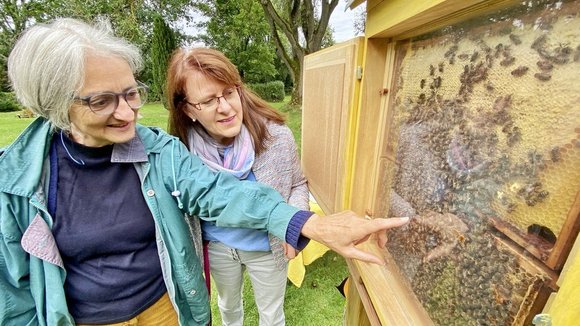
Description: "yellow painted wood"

(547, 191), (580, 270)
(367, 42), (398, 218)
(342, 38), (366, 211)
(346, 260), (378, 326)
(302, 38), (363, 214)
(365, 0), (466, 38)
(365, 0), (519, 40)
(348, 38), (390, 215)
(348, 239), (434, 325)
(347, 0), (365, 9)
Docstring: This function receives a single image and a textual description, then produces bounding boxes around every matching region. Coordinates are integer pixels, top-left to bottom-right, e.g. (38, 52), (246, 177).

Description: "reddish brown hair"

(166, 48), (285, 154)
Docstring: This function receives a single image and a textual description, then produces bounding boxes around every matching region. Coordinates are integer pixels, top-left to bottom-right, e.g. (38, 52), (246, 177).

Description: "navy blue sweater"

(49, 133), (165, 324)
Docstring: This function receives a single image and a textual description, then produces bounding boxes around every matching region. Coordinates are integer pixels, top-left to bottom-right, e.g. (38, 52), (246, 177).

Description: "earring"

(192, 118), (196, 122)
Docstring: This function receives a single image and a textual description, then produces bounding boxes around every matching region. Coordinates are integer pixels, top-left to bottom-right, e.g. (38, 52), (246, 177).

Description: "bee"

(509, 34), (522, 45)
(470, 51), (480, 62)
(551, 54), (569, 65)
(550, 146), (561, 162)
(418, 93), (426, 104)
(444, 45), (458, 58)
(511, 66), (528, 77)
(485, 54), (494, 68)
(478, 40), (492, 54)
(534, 72), (551, 81)
(556, 44), (573, 55)
(538, 191), (549, 199)
(531, 34), (546, 50)
(494, 43), (504, 58)
(433, 76), (442, 89)
(500, 57), (515, 66)
(536, 60), (553, 71)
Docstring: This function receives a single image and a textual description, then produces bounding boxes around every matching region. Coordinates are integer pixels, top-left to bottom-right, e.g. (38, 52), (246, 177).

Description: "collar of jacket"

(0, 117), (173, 197)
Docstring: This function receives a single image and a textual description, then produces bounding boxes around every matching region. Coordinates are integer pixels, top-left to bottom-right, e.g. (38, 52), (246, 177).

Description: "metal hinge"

(356, 66), (363, 80)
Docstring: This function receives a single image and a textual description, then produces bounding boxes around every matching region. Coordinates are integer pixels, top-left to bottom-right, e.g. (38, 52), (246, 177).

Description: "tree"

(259, 0), (339, 105)
(353, 3), (366, 36)
(0, 0), (195, 93)
(195, 0), (279, 84)
(0, 0), (52, 91)
(151, 15), (177, 106)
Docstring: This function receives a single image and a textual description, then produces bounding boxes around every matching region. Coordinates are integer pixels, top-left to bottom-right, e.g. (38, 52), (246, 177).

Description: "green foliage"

(247, 81), (285, 102)
(195, 0), (280, 84)
(0, 0), (50, 91)
(151, 15), (177, 107)
(0, 61), (8, 92)
(0, 92), (22, 112)
(0, 0), (196, 94)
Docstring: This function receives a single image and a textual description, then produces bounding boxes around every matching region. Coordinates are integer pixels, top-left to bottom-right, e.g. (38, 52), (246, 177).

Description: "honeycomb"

(384, 0), (580, 254)
(378, 0), (580, 325)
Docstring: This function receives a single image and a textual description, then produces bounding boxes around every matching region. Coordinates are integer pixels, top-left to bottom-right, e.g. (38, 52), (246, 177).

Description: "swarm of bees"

(386, 1), (579, 325)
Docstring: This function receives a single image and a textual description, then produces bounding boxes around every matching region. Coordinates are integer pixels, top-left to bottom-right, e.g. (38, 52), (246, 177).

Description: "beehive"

(378, 0), (579, 325)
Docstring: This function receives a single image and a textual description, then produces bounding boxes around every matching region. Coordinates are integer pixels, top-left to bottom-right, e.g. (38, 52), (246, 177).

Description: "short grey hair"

(7, 18), (143, 131)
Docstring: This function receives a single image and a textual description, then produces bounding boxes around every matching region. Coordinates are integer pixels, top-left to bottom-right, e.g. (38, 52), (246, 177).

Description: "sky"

(329, 1), (365, 42)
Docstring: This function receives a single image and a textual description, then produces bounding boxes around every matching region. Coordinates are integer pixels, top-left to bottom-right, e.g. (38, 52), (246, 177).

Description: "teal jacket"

(0, 118), (299, 325)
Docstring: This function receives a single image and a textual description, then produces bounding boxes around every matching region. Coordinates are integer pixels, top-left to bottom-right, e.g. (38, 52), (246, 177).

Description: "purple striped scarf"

(188, 124), (255, 179)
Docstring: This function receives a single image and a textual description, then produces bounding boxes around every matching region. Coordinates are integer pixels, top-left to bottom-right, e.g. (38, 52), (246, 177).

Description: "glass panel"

(380, 0), (579, 324)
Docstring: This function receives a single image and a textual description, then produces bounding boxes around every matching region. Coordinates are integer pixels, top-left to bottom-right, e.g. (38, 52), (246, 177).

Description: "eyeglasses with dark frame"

(185, 86), (240, 111)
(73, 81), (149, 115)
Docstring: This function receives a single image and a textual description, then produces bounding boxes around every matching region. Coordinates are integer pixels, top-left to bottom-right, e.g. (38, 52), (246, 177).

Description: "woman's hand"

(283, 242), (297, 259)
(300, 211), (409, 265)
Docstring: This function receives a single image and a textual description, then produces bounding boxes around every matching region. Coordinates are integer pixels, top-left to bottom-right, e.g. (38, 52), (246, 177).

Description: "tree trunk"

(289, 63), (302, 106)
(259, 0), (339, 107)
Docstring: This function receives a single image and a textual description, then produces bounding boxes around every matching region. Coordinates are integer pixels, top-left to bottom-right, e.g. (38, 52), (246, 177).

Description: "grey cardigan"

(187, 122), (309, 270)
(254, 122), (310, 269)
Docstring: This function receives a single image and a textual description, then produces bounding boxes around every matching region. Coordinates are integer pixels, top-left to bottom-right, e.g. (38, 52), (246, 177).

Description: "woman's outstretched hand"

(300, 211), (409, 265)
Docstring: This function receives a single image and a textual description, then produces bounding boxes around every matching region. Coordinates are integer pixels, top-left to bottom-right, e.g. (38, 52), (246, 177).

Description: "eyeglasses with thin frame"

(185, 86), (240, 111)
(73, 82), (149, 115)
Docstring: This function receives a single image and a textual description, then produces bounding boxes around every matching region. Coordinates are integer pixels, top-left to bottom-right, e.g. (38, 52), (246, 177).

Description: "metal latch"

(356, 66), (363, 80)
(532, 314), (552, 326)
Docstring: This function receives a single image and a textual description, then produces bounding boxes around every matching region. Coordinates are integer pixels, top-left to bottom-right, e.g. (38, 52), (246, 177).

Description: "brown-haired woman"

(166, 47), (308, 325)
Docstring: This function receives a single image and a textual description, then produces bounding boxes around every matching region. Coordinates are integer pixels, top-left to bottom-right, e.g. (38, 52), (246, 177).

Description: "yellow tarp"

(287, 201), (330, 287)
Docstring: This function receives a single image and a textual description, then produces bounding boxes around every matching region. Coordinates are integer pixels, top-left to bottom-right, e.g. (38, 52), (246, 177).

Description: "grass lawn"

(0, 100), (349, 325)
(228, 251), (349, 325)
(0, 111), (37, 147)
